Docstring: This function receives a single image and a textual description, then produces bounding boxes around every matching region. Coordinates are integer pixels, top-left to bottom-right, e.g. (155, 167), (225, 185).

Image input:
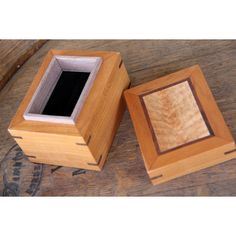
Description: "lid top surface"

(125, 65), (234, 170)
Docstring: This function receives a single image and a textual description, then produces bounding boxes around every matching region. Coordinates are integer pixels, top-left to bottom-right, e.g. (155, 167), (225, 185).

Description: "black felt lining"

(42, 71), (90, 116)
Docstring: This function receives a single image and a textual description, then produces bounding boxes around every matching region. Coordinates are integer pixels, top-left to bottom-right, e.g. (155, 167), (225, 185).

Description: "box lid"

(124, 65), (235, 173)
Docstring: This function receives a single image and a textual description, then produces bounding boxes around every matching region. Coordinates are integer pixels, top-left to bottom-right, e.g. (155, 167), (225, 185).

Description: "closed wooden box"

(8, 50), (130, 170)
(125, 65), (236, 185)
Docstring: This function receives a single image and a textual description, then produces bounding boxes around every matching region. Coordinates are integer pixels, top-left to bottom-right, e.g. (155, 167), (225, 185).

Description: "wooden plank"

(0, 40), (47, 90)
(1, 40), (236, 195)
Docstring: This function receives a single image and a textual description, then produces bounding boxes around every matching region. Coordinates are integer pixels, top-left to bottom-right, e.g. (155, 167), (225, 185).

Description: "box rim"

(23, 55), (102, 124)
(8, 49), (121, 138)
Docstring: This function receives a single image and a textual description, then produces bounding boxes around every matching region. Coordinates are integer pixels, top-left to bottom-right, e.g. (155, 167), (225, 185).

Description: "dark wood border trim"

(188, 78), (214, 136)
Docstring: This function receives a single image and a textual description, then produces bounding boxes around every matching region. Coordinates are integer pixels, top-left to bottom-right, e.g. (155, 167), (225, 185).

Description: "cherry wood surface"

(8, 50), (130, 171)
(124, 65), (235, 185)
(1, 40), (236, 196)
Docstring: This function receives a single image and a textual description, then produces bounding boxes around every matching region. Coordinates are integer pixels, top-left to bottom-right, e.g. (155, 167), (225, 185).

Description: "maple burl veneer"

(125, 65), (236, 185)
(8, 50), (130, 170)
(142, 80), (211, 153)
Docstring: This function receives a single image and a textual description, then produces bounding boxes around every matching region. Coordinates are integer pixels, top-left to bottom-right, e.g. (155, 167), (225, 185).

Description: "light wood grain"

(142, 80), (210, 152)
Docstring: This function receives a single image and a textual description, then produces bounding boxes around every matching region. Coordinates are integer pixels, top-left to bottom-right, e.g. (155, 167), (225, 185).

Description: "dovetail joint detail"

(224, 148), (236, 155)
(151, 174), (163, 180)
(87, 154), (102, 166)
(26, 155), (37, 159)
(119, 60), (123, 68)
(12, 136), (23, 139)
(76, 135), (92, 146)
(86, 135), (92, 145)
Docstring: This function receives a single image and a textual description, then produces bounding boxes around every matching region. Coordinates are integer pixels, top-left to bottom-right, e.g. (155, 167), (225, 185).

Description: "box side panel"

(86, 61), (130, 167)
(24, 152), (101, 171)
(149, 142), (236, 185)
(8, 129), (97, 165)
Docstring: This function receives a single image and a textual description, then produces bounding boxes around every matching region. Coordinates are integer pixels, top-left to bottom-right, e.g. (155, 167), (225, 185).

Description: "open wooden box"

(8, 50), (130, 170)
(125, 65), (236, 185)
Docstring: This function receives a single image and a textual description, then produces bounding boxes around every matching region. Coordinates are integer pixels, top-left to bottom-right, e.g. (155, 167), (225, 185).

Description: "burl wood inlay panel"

(142, 80), (211, 153)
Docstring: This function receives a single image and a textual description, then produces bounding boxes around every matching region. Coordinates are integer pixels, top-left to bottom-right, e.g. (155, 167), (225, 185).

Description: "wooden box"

(124, 65), (236, 185)
(8, 50), (130, 171)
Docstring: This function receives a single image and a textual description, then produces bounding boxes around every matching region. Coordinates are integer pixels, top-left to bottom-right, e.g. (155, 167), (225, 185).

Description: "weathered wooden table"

(1, 40), (236, 196)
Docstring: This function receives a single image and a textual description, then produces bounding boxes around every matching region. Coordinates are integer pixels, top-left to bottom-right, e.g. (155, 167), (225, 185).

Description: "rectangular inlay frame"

(139, 78), (214, 155)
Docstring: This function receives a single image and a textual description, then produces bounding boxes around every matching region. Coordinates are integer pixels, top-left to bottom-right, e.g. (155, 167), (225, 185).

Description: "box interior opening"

(24, 55), (102, 124)
(42, 71), (90, 116)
